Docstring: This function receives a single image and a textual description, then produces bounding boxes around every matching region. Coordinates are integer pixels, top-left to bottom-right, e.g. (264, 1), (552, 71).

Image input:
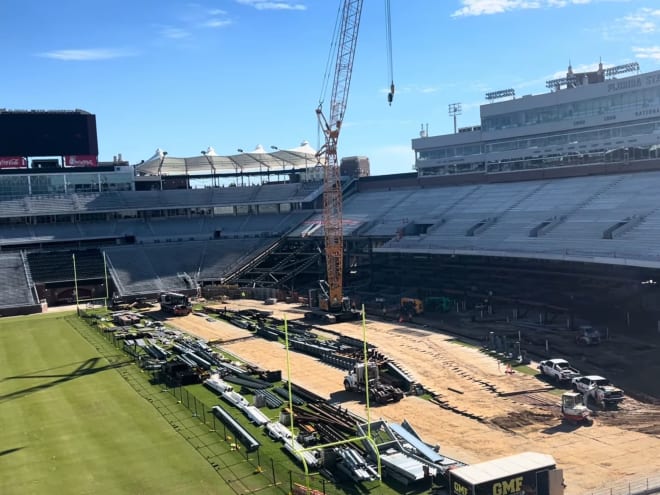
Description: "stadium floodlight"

(604, 62), (639, 77)
(448, 103), (462, 134)
(485, 88), (515, 101)
(545, 75), (577, 90)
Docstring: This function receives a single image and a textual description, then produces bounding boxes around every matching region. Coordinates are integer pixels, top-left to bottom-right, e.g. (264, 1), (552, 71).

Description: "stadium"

(1, 103), (660, 392)
(2, 64), (660, 494)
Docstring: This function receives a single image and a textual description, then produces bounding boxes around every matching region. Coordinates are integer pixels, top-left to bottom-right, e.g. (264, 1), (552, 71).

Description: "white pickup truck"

(572, 375), (625, 408)
(538, 358), (581, 383)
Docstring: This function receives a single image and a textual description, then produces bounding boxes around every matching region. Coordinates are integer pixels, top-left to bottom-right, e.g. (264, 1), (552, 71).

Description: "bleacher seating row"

(105, 238), (274, 295)
(0, 253), (37, 308)
(0, 182), (322, 216)
(0, 211), (311, 247)
(290, 170), (660, 265)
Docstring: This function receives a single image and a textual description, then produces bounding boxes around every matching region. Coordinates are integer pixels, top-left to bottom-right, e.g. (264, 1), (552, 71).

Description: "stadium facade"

(412, 61), (660, 178)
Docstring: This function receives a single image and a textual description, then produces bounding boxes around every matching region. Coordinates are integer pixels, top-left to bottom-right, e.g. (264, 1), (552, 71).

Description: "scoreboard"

(0, 110), (98, 157)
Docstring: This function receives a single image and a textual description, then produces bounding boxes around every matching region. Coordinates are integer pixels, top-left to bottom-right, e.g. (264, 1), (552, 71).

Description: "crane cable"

(385, 0), (394, 106)
(317, 2), (343, 152)
(318, 2), (343, 110)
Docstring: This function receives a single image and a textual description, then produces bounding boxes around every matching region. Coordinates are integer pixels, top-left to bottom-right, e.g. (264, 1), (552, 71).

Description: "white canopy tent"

(135, 142), (320, 177)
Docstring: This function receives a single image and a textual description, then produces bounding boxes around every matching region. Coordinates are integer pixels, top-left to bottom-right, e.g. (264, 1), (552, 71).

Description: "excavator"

(312, 0), (394, 322)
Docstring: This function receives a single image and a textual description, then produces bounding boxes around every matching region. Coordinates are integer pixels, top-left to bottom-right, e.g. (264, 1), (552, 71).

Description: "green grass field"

(0, 312), (225, 495)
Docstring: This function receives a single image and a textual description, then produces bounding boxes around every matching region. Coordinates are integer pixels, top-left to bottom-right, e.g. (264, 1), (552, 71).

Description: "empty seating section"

(250, 183), (301, 202)
(32, 223), (82, 240)
(27, 250), (105, 283)
(105, 238), (272, 295)
(0, 253), (37, 308)
(105, 247), (164, 294)
(148, 218), (205, 238)
(198, 238), (272, 281)
(79, 221), (120, 237)
(0, 224), (35, 244)
(0, 183), (306, 217)
(331, 171), (660, 264)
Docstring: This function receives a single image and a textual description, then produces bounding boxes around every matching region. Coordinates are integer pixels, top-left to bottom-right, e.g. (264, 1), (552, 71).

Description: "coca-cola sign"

(0, 156), (27, 169)
(65, 154), (98, 167)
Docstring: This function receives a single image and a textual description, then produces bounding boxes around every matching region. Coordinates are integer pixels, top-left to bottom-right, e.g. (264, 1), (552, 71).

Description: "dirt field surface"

(167, 300), (660, 495)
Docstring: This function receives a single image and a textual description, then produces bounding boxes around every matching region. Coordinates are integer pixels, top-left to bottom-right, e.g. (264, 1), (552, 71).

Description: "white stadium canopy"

(135, 141), (320, 176)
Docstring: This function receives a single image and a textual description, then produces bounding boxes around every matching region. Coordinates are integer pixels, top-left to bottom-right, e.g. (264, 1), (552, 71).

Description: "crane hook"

(387, 81), (395, 106)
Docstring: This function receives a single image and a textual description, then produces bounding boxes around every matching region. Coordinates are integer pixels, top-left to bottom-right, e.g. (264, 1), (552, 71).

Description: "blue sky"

(2, 0), (660, 175)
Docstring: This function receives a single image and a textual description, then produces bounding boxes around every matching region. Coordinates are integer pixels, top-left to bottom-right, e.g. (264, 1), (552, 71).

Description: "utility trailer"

(448, 452), (564, 495)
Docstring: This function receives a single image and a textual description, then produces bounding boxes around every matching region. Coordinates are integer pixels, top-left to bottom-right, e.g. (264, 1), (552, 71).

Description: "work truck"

(538, 358), (581, 384)
(344, 362), (404, 404)
(571, 375), (624, 408)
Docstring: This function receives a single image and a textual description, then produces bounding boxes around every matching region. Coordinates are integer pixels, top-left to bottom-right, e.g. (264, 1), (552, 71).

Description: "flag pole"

(72, 253), (80, 314)
(103, 251), (109, 308)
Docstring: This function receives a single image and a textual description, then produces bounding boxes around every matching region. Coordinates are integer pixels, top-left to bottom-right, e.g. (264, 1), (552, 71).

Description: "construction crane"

(315, 0), (393, 315)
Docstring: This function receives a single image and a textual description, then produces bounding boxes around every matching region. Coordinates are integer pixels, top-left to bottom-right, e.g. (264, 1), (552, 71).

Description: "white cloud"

(208, 9), (227, 15)
(633, 46), (660, 61)
(621, 8), (660, 34)
(236, 0), (307, 11)
(37, 48), (135, 61)
(161, 27), (192, 39)
(204, 19), (232, 28)
(599, 7), (660, 42)
(451, 0), (596, 17)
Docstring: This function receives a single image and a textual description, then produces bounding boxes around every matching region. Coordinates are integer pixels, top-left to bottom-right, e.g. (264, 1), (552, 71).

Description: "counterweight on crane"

(315, 0), (393, 315)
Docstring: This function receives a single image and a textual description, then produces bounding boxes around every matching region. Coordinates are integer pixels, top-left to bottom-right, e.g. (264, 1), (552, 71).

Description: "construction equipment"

(575, 325), (601, 345)
(400, 297), (423, 319)
(159, 292), (192, 316)
(424, 296), (453, 312)
(343, 362), (403, 404)
(560, 391), (592, 425)
(315, 0), (393, 317)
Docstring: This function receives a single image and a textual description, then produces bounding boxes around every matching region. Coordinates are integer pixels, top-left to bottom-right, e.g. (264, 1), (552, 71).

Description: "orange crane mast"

(316, 0), (393, 313)
(315, 0), (363, 312)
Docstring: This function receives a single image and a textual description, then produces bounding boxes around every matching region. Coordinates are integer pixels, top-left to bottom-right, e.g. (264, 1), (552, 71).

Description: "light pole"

(271, 145), (285, 182)
(157, 151), (168, 191)
(201, 150), (217, 187)
(236, 149), (244, 187)
(448, 103), (462, 134)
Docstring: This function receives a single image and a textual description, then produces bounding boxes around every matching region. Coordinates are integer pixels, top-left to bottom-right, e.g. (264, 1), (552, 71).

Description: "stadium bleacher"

(104, 238), (275, 296)
(0, 253), (37, 308)
(7, 169), (660, 308)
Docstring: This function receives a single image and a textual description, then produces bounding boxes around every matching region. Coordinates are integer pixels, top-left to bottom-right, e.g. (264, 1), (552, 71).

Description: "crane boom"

(316, 0), (363, 312)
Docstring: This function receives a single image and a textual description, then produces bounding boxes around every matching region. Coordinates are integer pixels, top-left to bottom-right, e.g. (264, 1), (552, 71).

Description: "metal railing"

(588, 475), (660, 495)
